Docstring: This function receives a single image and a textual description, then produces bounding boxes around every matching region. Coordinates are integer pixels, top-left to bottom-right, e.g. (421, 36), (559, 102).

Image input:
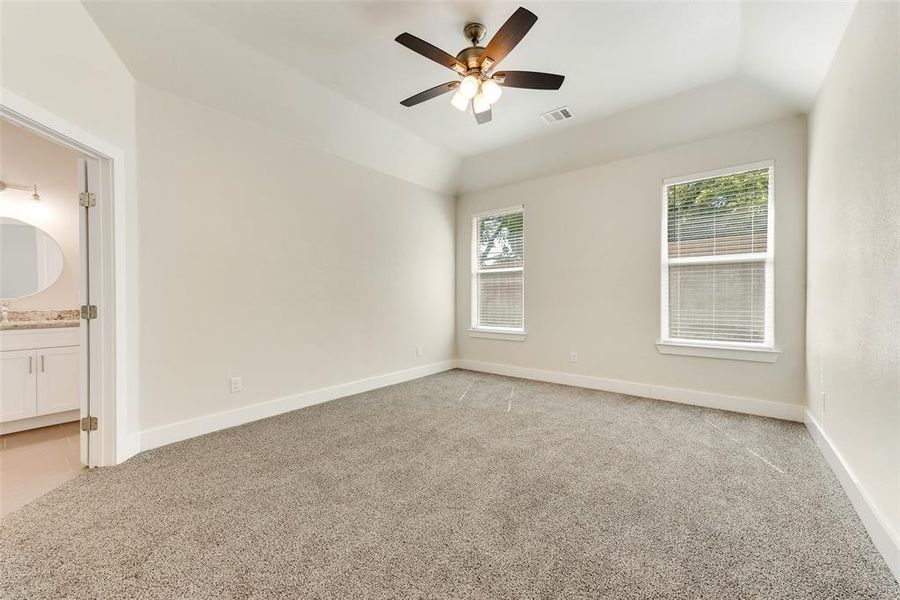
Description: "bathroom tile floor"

(0, 421), (84, 517)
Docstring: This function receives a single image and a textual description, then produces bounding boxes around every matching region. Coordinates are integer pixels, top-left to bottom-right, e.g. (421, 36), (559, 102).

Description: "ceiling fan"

(395, 6), (565, 125)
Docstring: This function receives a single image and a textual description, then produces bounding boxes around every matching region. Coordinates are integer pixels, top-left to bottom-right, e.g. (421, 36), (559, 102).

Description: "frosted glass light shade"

(459, 75), (480, 99)
(472, 93), (491, 114)
(450, 89), (469, 111)
(481, 79), (503, 104)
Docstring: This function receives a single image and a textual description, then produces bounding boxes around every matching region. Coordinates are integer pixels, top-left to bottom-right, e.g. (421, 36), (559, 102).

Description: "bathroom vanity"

(0, 325), (80, 434)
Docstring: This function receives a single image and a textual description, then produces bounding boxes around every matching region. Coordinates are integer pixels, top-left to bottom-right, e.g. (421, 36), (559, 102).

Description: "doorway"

(0, 118), (89, 515)
(0, 93), (125, 514)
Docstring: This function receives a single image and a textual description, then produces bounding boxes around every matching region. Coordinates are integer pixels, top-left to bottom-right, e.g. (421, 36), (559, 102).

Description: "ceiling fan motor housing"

(456, 46), (485, 71)
(458, 23), (488, 71)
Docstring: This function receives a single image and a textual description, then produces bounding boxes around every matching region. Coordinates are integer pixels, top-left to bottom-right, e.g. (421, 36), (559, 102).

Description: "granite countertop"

(0, 309), (80, 331)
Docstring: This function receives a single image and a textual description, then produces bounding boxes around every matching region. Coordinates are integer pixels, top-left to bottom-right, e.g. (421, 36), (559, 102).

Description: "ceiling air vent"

(540, 106), (574, 124)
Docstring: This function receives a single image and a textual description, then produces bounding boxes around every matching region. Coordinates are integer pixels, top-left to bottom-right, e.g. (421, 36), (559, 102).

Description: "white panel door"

(0, 350), (37, 422)
(36, 346), (80, 415)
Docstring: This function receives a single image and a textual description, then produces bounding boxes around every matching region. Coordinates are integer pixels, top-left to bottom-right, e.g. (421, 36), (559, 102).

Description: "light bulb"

(450, 89), (469, 112)
(481, 79), (503, 104)
(459, 75), (480, 99)
(472, 93), (491, 114)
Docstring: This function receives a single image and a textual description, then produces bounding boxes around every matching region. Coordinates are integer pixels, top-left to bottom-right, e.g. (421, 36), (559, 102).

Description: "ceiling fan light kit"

(395, 6), (565, 125)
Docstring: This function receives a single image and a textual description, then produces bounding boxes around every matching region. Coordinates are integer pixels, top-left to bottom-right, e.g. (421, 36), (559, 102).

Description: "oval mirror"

(0, 217), (65, 299)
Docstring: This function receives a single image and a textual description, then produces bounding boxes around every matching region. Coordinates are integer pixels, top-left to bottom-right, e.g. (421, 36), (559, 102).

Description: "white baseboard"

(804, 410), (900, 582)
(118, 433), (142, 464)
(137, 360), (456, 452)
(455, 359), (804, 421)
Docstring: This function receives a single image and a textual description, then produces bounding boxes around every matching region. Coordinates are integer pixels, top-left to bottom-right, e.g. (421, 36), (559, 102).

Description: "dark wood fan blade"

(479, 7), (538, 69)
(495, 71), (565, 90)
(474, 107), (492, 125)
(395, 33), (466, 72)
(400, 81), (460, 107)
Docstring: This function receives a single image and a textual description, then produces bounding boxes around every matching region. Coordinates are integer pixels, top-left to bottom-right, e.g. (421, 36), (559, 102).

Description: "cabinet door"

(36, 346), (80, 415)
(0, 350), (37, 422)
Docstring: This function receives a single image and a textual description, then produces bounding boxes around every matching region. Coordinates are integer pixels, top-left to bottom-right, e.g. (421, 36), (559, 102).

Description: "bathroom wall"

(0, 120), (81, 311)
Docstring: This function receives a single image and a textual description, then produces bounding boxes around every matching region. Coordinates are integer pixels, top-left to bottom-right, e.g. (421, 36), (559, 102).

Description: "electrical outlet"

(569, 352), (578, 363)
(416, 345), (423, 358)
(229, 376), (242, 393)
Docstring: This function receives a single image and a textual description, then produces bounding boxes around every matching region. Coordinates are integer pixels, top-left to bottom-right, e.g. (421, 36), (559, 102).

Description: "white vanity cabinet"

(0, 328), (80, 431)
(36, 345), (81, 415)
(0, 350), (38, 421)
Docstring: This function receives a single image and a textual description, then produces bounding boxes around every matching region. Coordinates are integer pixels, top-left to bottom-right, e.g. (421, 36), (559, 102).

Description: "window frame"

(658, 160), (779, 362)
(469, 205), (526, 341)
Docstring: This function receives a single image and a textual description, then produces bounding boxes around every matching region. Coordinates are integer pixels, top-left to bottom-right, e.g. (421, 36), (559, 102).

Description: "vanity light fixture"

(0, 180), (40, 201)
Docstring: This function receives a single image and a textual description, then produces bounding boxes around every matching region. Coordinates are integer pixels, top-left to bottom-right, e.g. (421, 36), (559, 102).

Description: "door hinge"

(79, 191), (96, 207)
(80, 304), (98, 320)
(80, 416), (98, 432)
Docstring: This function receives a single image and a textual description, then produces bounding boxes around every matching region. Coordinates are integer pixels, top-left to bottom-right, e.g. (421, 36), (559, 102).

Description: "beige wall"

(136, 84), (455, 430)
(457, 117), (807, 406)
(0, 121), (81, 311)
(806, 0), (900, 544)
(459, 76), (800, 195)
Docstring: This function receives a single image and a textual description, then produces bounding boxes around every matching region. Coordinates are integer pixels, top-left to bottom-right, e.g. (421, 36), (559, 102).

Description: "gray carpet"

(1, 369), (897, 599)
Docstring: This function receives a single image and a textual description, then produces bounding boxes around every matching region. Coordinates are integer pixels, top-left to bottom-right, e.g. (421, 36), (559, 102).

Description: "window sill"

(469, 328), (527, 341)
(656, 341), (780, 363)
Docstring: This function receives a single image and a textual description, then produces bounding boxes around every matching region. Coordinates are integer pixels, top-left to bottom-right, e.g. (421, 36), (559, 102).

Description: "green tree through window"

(477, 211), (524, 269)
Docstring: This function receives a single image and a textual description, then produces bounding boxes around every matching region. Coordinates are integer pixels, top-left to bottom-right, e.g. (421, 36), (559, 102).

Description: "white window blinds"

(662, 163), (774, 346)
(472, 207), (524, 331)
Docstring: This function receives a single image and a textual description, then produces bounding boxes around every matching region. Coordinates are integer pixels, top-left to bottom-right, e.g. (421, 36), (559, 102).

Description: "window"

(660, 162), (776, 361)
(471, 207), (525, 338)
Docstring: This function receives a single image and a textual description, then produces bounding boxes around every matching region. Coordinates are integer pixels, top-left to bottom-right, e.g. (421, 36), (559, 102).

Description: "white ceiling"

(86, 1), (856, 159)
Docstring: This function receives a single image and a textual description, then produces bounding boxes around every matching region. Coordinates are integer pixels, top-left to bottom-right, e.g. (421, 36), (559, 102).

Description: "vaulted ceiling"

(84, 1), (856, 193)
(87, 1), (855, 158)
